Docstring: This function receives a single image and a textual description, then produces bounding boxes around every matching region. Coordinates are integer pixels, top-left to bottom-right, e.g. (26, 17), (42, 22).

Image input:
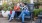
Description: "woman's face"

(22, 3), (24, 7)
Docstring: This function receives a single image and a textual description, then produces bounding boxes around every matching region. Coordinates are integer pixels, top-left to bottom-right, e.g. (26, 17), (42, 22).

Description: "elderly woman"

(9, 2), (20, 22)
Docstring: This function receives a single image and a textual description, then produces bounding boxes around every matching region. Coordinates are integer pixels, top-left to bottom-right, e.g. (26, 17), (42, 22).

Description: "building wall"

(34, 0), (42, 2)
(39, 0), (42, 2)
(33, 0), (37, 2)
(39, 5), (42, 8)
(0, 0), (2, 5)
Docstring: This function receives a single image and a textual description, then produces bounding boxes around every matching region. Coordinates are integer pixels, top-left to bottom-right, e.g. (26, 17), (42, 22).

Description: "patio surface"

(0, 18), (36, 23)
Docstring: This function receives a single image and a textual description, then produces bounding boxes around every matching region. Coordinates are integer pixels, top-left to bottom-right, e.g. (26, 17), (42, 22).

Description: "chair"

(22, 4), (34, 23)
(37, 12), (42, 23)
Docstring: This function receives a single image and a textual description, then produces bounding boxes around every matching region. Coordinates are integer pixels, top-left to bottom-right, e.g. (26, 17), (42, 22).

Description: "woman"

(17, 3), (30, 22)
(14, 3), (21, 17)
(9, 3), (20, 22)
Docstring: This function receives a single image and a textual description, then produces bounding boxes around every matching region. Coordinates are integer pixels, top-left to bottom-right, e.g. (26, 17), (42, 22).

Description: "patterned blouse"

(20, 5), (29, 12)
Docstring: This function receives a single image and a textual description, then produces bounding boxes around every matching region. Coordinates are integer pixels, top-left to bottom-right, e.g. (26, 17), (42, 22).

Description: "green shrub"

(3, 7), (7, 11)
(33, 9), (40, 17)
(39, 8), (42, 12)
(33, 8), (42, 17)
(2, 2), (9, 11)
(7, 6), (12, 11)
(10, 3), (14, 9)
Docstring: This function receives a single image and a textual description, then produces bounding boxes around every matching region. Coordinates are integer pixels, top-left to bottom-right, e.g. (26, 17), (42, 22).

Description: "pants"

(15, 11), (21, 18)
(9, 11), (15, 21)
(8, 14), (11, 20)
(18, 10), (30, 22)
(18, 10), (30, 17)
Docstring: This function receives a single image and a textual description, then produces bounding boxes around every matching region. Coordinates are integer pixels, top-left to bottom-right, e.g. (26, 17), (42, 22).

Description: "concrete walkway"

(0, 18), (36, 23)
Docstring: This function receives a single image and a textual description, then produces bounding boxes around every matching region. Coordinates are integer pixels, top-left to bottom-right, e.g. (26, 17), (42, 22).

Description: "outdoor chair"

(37, 12), (42, 23)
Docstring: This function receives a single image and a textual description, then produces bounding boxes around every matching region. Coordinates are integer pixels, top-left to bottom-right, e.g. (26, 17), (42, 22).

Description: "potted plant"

(33, 9), (40, 20)
(1, 2), (10, 17)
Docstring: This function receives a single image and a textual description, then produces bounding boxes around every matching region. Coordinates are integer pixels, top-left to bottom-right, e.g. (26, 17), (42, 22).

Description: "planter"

(1, 10), (10, 17)
(33, 15), (38, 21)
